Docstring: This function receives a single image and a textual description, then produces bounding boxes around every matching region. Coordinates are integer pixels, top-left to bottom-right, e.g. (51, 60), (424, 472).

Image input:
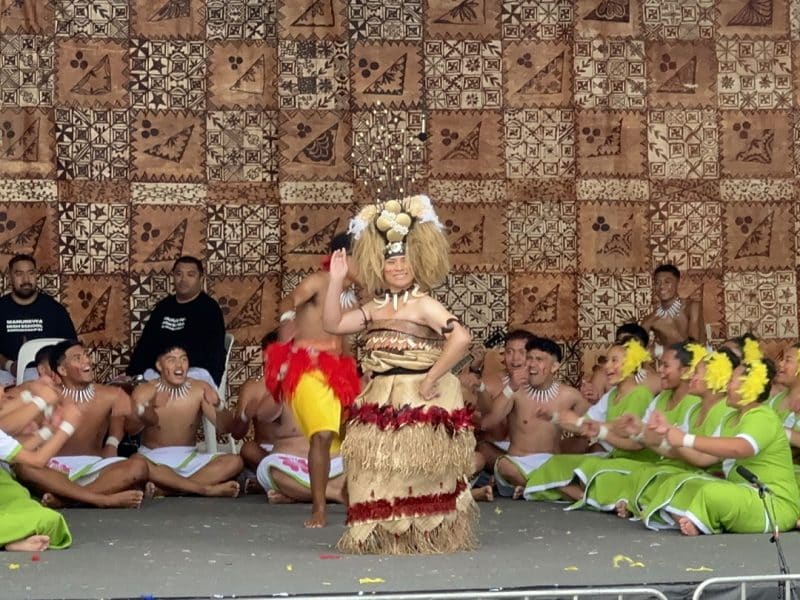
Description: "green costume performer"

(0, 429), (72, 549)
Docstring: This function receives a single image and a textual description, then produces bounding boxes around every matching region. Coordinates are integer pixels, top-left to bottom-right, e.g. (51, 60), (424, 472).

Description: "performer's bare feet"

(244, 478), (263, 495)
(471, 485), (494, 502)
(678, 516), (700, 536)
(267, 489), (297, 504)
(100, 490), (144, 509)
(305, 510), (327, 528)
(5, 535), (50, 552)
(41, 493), (63, 509)
(204, 481), (240, 498)
(144, 482), (158, 499)
(615, 500), (630, 519)
(512, 485), (524, 500)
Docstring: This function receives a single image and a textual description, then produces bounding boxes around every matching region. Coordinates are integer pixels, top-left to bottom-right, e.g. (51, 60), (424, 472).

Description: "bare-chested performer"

(482, 336), (589, 498)
(641, 264), (705, 357)
(264, 233), (360, 528)
(129, 345), (242, 498)
(15, 340), (147, 509)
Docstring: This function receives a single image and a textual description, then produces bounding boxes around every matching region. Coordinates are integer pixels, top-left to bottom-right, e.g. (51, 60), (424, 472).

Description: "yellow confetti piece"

(8, 564), (20, 570)
(564, 566), (579, 571)
(286, 564), (293, 572)
(613, 554), (645, 568)
(686, 566), (714, 572)
(359, 578), (385, 584)
(494, 506), (503, 514)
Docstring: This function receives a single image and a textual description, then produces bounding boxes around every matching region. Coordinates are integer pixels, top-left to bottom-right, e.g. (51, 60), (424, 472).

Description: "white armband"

(597, 425), (609, 441)
(550, 411), (560, 425)
(658, 439), (671, 453)
(58, 421), (76, 436)
(105, 436), (120, 449)
(575, 416), (586, 428)
(21, 391), (47, 412)
(37, 426), (53, 441)
(683, 433), (696, 449)
(502, 385), (514, 399)
(136, 403), (146, 417)
(279, 310), (296, 323)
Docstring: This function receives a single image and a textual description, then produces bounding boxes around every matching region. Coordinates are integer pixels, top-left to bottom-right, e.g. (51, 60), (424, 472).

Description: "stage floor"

(2, 496), (798, 600)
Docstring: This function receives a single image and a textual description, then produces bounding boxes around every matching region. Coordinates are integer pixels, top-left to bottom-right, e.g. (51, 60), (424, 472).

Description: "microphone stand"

(755, 483), (797, 600)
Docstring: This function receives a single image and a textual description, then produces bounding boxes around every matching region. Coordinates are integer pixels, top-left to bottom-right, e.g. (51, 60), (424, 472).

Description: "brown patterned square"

(131, 110), (205, 182)
(501, 0), (574, 40)
(207, 182), (280, 205)
(281, 203), (353, 270)
(721, 111), (793, 177)
(508, 200), (577, 272)
(0, 0), (54, 34)
(718, 0), (789, 38)
(574, 38), (647, 109)
(278, 39), (350, 110)
(646, 41), (717, 106)
(62, 275), (129, 346)
(575, 0), (642, 37)
(432, 271), (508, 347)
(206, 204), (281, 276)
(424, 39), (503, 109)
(278, 110), (351, 181)
(425, 0), (501, 39)
(576, 178), (649, 201)
(578, 201), (649, 272)
(279, 181), (353, 203)
(429, 179), (507, 203)
(576, 110), (646, 176)
(723, 270), (798, 339)
(647, 108), (719, 179)
(88, 345), (128, 382)
(717, 39), (792, 109)
(721, 179), (794, 202)
(725, 202), (795, 271)
(57, 180), (130, 204)
(55, 0), (129, 38)
(129, 271), (172, 346)
(0, 108), (55, 179)
(130, 204), (207, 273)
(348, 0), (423, 41)
(648, 200), (724, 272)
(0, 202), (58, 270)
(208, 42), (278, 110)
(351, 42), (423, 109)
(206, 0), (277, 40)
(577, 272), (652, 341)
(131, 182), (206, 205)
(436, 203), (506, 270)
(510, 273), (578, 340)
(208, 275), (280, 345)
(649, 179), (720, 203)
(0, 179), (57, 203)
(504, 41), (572, 107)
(641, 0), (716, 40)
(54, 39), (128, 108)
(206, 111), (278, 182)
(352, 109), (426, 186)
(277, 0), (346, 39)
(130, 0), (205, 37)
(507, 179), (575, 202)
(58, 203), (130, 274)
(504, 108), (575, 178)
(54, 108), (130, 180)
(0, 34), (54, 106)
(429, 110), (503, 179)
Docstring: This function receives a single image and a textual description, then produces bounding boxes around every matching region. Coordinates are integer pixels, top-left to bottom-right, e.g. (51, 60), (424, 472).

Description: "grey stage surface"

(2, 496), (798, 600)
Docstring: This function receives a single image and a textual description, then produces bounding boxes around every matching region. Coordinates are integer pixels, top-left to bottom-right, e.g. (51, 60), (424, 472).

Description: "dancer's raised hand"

(329, 248), (349, 281)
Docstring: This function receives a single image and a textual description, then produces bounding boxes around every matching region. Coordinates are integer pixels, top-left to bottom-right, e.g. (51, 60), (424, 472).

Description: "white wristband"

(136, 403), (146, 417)
(575, 416), (586, 428)
(502, 385), (514, 399)
(279, 310), (296, 323)
(683, 433), (696, 449)
(105, 436), (120, 448)
(59, 421), (76, 436)
(37, 426), (53, 441)
(597, 425), (609, 441)
(658, 438), (671, 453)
(787, 429), (793, 441)
(550, 411), (561, 425)
(239, 412), (249, 422)
(477, 382), (486, 393)
(21, 391), (47, 412)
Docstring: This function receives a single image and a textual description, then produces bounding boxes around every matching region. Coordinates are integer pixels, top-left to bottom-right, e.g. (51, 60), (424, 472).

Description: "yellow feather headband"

(620, 339), (651, 381)
(682, 343), (708, 380)
(703, 351), (734, 393)
(737, 338), (768, 406)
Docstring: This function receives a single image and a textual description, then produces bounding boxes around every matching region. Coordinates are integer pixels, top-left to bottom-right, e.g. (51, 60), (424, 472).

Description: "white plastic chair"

(16, 338), (66, 384)
(201, 332), (235, 453)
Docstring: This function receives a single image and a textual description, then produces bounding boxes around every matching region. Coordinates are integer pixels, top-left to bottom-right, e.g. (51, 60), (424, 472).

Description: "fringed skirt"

(337, 371), (478, 555)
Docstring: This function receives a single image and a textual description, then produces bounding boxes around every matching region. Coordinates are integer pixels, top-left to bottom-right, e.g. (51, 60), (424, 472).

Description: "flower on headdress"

(348, 205), (378, 240)
(683, 343), (708, 380)
(704, 351), (733, 393)
(621, 339), (651, 381)
(737, 359), (769, 406)
(742, 337), (763, 365)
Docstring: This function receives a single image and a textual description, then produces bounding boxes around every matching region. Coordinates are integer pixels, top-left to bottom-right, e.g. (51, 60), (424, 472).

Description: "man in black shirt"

(125, 256), (225, 390)
(0, 254), (77, 385)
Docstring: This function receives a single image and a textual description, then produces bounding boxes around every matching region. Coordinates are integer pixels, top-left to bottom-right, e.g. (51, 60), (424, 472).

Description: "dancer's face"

(157, 348), (190, 386)
(605, 346), (625, 385)
(59, 344), (94, 385)
(527, 349), (558, 388)
(776, 348), (799, 386)
(654, 272), (679, 303)
(726, 366), (746, 407)
(383, 256), (414, 292)
(688, 361), (708, 395)
(658, 349), (683, 390)
(504, 339), (527, 371)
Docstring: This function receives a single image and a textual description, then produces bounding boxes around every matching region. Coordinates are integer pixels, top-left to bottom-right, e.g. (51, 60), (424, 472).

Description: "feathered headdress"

(737, 338), (769, 406)
(620, 339), (651, 381)
(703, 351), (734, 393)
(348, 194), (450, 296)
(682, 343), (708, 380)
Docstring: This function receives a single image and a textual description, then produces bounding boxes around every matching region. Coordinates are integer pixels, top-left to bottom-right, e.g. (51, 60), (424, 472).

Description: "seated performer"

(125, 256), (225, 389)
(1, 389), (81, 551)
(0, 254), (77, 385)
(765, 344), (800, 488)
(129, 345), (242, 497)
(264, 232), (360, 528)
(324, 195), (477, 554)
(641, 264), (705, 356)
(481, 336), (587, 499)
(651, 339), (799, 535)
(14, 341), (148, 509)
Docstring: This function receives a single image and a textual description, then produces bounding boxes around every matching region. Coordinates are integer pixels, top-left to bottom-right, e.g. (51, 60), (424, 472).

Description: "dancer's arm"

(322, 249), (367, 335)
(417, 297), (471, 400)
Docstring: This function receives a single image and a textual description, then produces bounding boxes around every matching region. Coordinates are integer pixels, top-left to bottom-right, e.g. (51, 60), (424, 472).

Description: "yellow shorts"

(289, 370), (342, 452)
